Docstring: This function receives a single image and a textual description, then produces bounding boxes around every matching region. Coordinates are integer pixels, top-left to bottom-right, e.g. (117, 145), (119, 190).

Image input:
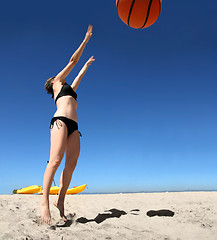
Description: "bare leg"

(40, 120), (67, 224)
(54, 130), (80, 221)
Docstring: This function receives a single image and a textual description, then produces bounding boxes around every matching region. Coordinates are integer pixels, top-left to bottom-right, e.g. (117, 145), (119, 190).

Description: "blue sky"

(0, 0), (217, 194)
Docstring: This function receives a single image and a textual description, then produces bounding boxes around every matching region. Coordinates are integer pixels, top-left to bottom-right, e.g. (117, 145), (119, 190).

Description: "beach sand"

(0, 192), (217, 240)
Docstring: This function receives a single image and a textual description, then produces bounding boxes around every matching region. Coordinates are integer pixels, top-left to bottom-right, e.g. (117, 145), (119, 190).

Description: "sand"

(0, 192), (217, 240)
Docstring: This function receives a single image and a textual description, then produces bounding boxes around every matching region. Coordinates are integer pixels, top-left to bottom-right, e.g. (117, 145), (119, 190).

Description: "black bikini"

(55, 83), (77, 103)
(50, 116), (79, 136)
(50, 83), (81, 137)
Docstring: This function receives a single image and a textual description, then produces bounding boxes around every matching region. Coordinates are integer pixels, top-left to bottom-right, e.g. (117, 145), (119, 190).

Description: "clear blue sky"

(0, 0), (217, 194)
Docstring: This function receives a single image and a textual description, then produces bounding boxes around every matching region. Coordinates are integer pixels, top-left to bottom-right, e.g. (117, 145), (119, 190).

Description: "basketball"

(116, 0), (162, 29)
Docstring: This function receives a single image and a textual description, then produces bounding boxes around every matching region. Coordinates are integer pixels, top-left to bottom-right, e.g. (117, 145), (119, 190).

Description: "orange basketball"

(116, 0), (162, 29)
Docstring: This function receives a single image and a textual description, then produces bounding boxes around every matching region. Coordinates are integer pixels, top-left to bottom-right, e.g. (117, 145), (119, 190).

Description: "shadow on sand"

(49, 208), (175, 228)
(147, 209), (175, 217)
(76, 208), (140, 224)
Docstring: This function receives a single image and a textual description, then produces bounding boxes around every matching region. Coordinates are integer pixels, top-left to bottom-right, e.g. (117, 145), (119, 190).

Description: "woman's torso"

(53, 82), (78, 122)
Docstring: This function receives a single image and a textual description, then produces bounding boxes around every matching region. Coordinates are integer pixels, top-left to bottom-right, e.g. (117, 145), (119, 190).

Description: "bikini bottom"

(50, 116), (81, 137)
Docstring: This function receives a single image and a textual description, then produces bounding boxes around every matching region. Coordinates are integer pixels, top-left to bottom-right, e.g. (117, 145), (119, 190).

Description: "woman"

(41, 25), (95, 225)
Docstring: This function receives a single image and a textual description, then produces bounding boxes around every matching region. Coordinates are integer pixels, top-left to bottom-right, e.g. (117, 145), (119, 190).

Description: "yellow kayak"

(39, 184), (87, 195)
(13, 185), (42, 194)
(49, 186), (60, 195)
(66, 184), (87, 195)
(38, 186), (59, 195)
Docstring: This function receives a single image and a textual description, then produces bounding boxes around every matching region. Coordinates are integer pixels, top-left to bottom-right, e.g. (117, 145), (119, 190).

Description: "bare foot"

(40, 201), (51, 225)
(53, 201), (67, 222)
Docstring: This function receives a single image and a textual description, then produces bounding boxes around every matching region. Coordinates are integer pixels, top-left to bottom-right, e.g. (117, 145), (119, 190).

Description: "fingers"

(86, 56), (95, 66)
(89, 56), (95, 61)
(88, 24), (93, 33)
(85, 24), (93, 42)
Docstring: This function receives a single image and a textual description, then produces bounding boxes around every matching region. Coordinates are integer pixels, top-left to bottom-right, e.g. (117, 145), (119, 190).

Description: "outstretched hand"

(84, 25), (93, 43)
(86, 56), (95, 66)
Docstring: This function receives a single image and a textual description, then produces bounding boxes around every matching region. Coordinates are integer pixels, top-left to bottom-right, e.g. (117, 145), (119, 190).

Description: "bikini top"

(55, 83), (77, 103)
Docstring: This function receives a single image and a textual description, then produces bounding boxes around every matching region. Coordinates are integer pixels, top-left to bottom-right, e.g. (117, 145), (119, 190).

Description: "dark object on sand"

(147, 209), (175, 217)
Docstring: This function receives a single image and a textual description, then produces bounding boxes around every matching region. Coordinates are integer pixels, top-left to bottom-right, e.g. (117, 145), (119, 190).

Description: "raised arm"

(71, 56), (95, 91)
(55, 25), (93, 83)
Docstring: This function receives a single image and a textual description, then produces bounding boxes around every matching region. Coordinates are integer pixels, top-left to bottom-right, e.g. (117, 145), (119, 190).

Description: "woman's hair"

(45, 77), (55, 98)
